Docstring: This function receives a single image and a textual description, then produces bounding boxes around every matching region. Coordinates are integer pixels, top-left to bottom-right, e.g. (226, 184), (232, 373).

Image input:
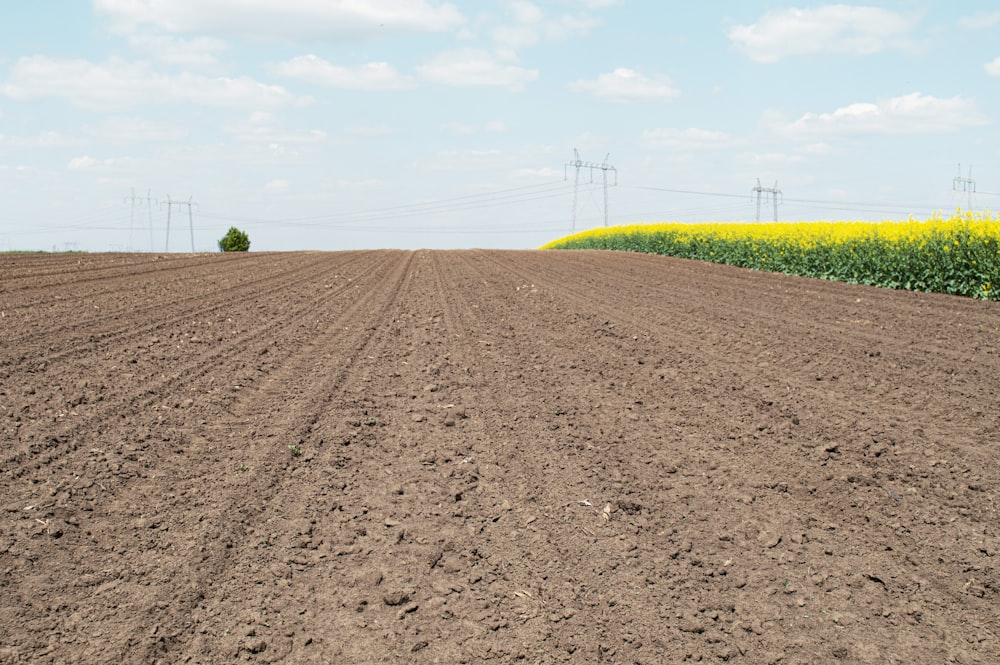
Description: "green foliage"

(218, 226), (251, 252)
(541, 214), (1000, 300)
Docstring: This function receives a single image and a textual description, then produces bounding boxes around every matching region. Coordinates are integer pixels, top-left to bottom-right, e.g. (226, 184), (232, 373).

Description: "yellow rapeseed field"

(541, 211), (1000, 300)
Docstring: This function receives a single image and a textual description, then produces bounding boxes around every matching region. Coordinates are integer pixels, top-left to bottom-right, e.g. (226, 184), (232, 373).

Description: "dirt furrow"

(0, 253), (232, 293)
(1, 250), (997, 665)
(155, 252), (412, 662)
(1, 252), (417, 663)
(0, 252), (356, 353)
(442, 250), (999, 662)
(519, 250), (997, 387)
(1, 252), (390, 477)
(170, 250), (492, 662)
(498, 251), (1000, 467)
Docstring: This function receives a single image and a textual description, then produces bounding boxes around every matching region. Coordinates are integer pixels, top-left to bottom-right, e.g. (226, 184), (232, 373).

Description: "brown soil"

(1, 250), (998, 664)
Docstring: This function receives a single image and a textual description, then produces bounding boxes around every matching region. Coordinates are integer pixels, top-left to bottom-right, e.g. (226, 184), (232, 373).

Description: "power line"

(224, 180), (573, 226)
(10, 174), (980, 251)
(628, 185), (945, 218)
(11, 204), (133, 234)
(632, 185), (747, 199)
(199, 181), (587, 229)
(9, 182), (591, 240)
(618, 202), (750, 221)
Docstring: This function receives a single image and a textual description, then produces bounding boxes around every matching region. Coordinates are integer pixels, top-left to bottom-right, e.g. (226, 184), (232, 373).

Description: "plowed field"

(2, 250), (998, 664)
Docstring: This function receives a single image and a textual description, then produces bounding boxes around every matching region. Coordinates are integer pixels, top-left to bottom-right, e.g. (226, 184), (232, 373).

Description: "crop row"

(540, 212), (1000, 300)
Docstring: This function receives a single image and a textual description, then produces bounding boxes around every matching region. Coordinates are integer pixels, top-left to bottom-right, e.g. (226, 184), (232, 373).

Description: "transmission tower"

(161, 196), (199, 252)
(125, 188), (156, 251)
(953, 163), (976, 210)
(565, 149), (618, 231)
(752, 179), (782, 222)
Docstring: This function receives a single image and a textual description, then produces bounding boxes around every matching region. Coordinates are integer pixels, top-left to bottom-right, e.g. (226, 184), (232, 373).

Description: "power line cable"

(628, 184), (951, 218)
(199, 182), (593, 229)
(203, 180), (575, 226)
(631, 185), (748, 199)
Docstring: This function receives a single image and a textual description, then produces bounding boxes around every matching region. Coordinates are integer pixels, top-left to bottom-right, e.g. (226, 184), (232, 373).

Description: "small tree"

(218, 227), (250, 252)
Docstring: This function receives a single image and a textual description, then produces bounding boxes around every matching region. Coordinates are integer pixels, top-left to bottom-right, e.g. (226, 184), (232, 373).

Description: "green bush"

(218, 227), (250, 252)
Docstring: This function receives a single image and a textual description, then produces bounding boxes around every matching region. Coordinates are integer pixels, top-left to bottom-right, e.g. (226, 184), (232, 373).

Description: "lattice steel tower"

(565, 149), (618, 231)
(752, 179), (782, 222)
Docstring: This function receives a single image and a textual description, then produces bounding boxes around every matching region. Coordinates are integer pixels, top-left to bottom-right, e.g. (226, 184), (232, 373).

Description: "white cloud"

(802, 142), (835, 156)
(442, 121), (507, 135)
(337, 178), (386, 189)
(781, 93), (988, 136)
(248, 111), (273, 125)
(742, 152), (804, 166)
(67, 155), (140, 179)
(493, 24), (542, 53)
(729, 5), (919, 63)
(422, 142), (556, 175)
(270, 55), (415, 90)
(68, 155), (113, 171)
(569, 68), (678, 103)
(441, 122), (474, 136)
(126, 32), (228, 69)
(68, 156), (94, 171)
(508, 1), (544, 24)
(568, 131), (609, 154)
(265, 179), (290, 193)
(958, 11), (1000, 30)
(225, 113), (328, 144)
(986, 57), (1000, 77)
(492, 2), (602, 54)
(425, 148), (507, 171)
(542, 12), (603, 40)
(641, 127), (730, 150)
(571, 0), (621, 8)
(2, 131), (86, 149)
(94, 0), (464, 40)
(1, 56), (301, 111)
(512, 166), (561, 178)
(90, 116), (189, 143)
(417, 50), (537, 90)
(345, 125), (393, 138)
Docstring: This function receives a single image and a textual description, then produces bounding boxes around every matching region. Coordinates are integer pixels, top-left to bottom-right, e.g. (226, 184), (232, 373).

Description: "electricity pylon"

(125, 188), (155, 251)
(953, 163), (975, 210)
(161, 196), (199, 252)
(565, 149), (618, 231)
(752, 179), (782, 222)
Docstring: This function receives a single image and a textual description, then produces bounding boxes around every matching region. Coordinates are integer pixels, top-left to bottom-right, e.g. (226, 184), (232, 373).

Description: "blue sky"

(2, 1), (1000, 251)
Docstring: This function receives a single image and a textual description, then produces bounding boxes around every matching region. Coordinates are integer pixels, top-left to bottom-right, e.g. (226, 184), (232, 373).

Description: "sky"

(2, 1), (1000, 252)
